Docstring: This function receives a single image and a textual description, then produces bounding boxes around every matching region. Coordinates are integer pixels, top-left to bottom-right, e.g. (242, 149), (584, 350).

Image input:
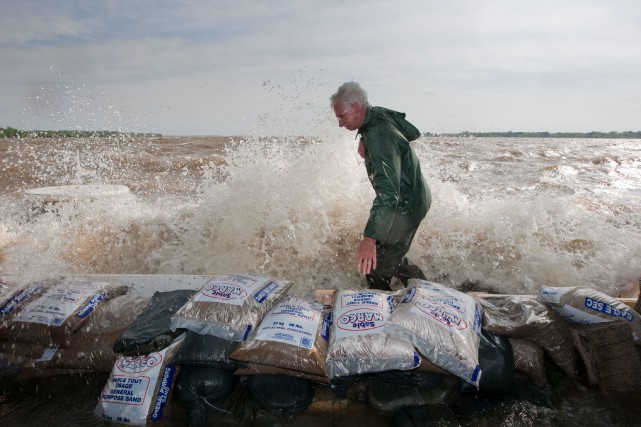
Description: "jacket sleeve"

(363, 126), (403, 243)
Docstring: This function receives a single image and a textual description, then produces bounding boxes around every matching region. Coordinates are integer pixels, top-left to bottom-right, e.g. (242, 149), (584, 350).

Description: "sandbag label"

(253, 281), (279, 303)
(584, 297), (634, 322)
(0, 285), (40, 317)
(151, 365), (176, 421)
(76, 291), (107, 319)
(254, 297), (321, 349)
(415, 303), (468, 330)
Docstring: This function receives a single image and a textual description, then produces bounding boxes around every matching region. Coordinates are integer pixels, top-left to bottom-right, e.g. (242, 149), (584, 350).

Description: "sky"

(1, 0), (640, 136)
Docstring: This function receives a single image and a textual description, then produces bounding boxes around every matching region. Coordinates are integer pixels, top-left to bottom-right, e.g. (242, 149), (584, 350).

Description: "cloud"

(1, 0), (640, 134)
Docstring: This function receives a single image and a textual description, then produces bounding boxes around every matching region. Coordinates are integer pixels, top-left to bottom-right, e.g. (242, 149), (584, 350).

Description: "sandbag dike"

(1, 275), (641, 426)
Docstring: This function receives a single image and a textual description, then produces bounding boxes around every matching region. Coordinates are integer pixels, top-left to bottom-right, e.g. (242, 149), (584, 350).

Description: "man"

(330, 81), (431, 290)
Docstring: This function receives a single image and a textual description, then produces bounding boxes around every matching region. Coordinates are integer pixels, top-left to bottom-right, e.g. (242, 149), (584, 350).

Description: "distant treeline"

(424, 131), (641, 139)
(0, 126), (161, 138)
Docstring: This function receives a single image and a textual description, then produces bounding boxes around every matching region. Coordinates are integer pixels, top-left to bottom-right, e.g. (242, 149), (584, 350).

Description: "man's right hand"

(355, 236), (377, 275)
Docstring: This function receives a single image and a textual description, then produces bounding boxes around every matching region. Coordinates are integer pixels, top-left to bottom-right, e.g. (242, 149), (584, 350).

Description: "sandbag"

(245, 374), (314, 417)
(0, 280), (51, 327)
(509, 338), (546, 385)
(49, 293), (150, 372)
(234, 362), (330, 383)
(114, 289), (195, 355)
(367, 371), (460, 412)
(476, 329), (515, 394)
(172, 330), (238, 370)
(94, 334), (185, 426)
(385, 280), (483, 387)
(229, 294), (330, 379)
(480, 295), (577, 375)
(0, 281), (128, 347)
(174, 366), (238, 427)
(326, 289), (418, 379)
(538, 285), (641, 344)
(170, 274), (292, 342)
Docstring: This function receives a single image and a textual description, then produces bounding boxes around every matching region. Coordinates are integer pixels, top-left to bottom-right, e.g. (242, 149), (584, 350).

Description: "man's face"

(333, 101), (363, 131)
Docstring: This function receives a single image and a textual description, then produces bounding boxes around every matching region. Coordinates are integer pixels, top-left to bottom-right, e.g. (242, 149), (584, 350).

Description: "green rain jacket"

(358, 106), (431, 244)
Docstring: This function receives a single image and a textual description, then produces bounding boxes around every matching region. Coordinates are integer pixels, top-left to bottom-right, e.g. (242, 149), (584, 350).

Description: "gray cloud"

(1, 0), (640, 135)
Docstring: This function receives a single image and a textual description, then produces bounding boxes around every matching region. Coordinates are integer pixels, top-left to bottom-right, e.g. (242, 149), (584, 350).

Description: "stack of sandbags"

(538, 285), (641, 344)
(47, 293), (150, 372)
(167, 274), (293, 425)
(0, 279), (51, 375)
(567, 321), (641, 393)
(537, 285), (641, 393)
(0, 279), (129, 377)
(96, 289), (199, 426)
(230, 294), (331, 382)
(480, 294), (577, 377)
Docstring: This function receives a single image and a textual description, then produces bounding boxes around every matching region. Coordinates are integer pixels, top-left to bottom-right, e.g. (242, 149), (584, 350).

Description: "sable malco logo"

(201, 283), (247, 300)
(337, 308), (384, 332)
(116, 354), (163, 373)
(415, 303), (468, 330)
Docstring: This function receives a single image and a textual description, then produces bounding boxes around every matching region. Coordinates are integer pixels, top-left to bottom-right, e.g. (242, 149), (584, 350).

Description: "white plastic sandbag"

(326, 289), (418, 379)
(538, 285), (641, 343)
(169, 274), (292, 342)
(94, 334), (185, 425)
(385, 280), (483, 387)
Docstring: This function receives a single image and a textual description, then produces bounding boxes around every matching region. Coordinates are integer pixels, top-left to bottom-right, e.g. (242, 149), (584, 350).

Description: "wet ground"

(1, 365), (640, 427)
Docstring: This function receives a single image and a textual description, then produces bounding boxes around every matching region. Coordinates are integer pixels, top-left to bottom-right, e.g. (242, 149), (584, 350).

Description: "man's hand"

(354, 236), (377, 275)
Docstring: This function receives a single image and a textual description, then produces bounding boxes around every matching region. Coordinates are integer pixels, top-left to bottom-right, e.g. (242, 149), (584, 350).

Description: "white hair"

(330, 81), (369, 108)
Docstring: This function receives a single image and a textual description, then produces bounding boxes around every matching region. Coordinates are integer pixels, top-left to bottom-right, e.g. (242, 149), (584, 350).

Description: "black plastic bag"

(463, 328), (515, 394)
(173, 330), (238, 370)
(246, 374), (314, 419)
(113, 289), (195, 355)
(174, 365), (238, 427)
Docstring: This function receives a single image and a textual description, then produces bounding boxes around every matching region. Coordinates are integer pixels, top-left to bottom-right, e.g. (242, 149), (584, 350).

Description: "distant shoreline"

(2, 127), (640, 139)
(0, 127), (161, 138)
(424, 131), (641, 139)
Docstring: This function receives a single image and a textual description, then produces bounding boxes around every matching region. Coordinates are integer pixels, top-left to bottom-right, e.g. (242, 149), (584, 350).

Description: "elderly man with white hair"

(331, 81), (432, 290)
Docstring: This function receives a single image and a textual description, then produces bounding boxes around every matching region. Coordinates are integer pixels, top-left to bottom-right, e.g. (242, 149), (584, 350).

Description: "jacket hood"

(363, 106), (421, 142)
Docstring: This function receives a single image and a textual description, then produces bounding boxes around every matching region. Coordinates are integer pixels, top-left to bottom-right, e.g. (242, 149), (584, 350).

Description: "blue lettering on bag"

(0, 286), (41, 317)
(151, 365), (176, 421)
(402, 287), (416, 304)
(253, 282), (279, 303)
(76, 292), (107, 319)
(321, 313), (331, 341)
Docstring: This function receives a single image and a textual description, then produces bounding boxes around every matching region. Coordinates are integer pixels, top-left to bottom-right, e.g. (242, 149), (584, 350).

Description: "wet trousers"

(366, 221), (426, 291)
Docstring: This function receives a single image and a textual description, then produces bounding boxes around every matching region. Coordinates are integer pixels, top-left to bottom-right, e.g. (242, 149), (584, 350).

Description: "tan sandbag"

(0, 280), (51, 327)
(509, 338), (545, 385)
(170, 274), (292, 342)
(0, 340), (50, 360)
(49, 293), (150, 372)
(413, 352), (453, 376)
(229, 294), (330, 378)
(234, 363), (330, 384)
(1, 281), (129, 347)
(479, 295), (577, 375)
(568, 321), (641, 393)
(539, 285), (641, 345)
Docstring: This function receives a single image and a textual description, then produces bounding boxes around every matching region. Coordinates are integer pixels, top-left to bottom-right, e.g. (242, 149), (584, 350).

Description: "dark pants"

(366, 220), (426, 291)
